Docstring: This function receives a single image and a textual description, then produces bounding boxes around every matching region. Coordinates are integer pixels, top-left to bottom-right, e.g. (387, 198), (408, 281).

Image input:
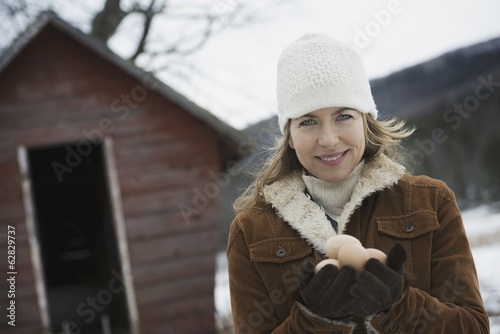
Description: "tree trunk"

(90, 0), (126, 43)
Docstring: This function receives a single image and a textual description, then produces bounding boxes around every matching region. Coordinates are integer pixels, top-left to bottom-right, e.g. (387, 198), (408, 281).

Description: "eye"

(338, 114), (353, 121)
(299, 119), (316, 126)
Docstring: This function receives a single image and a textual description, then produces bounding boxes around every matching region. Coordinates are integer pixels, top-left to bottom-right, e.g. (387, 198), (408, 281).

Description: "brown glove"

(299, 260), (357, 319)
(346, 243), (407, 316)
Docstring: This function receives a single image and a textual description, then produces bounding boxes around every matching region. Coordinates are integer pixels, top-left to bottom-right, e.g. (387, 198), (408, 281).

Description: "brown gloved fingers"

(344, 247), (406, 317)
(386, 242), (407, 273)
(348, 270), (389, 316)
(298, 259), (318, 291)
(318, 265), (356, 308)
(300, 264), (357, 319)
(343, 294), (379, 317)
(299, 263), (340, 307)
(353, 269), (392, 305)
(364, 258), (405, 300)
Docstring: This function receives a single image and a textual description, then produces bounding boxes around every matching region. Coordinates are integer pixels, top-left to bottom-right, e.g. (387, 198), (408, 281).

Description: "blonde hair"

(233, 114), (414, 214)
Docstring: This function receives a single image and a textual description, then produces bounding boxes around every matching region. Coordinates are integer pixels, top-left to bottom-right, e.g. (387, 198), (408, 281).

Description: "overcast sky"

(3, 0), (500, 129)
(152, 0), (500, 129)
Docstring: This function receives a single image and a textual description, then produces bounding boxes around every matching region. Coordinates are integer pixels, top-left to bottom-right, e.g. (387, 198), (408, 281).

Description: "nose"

(318, 124), (339, 148)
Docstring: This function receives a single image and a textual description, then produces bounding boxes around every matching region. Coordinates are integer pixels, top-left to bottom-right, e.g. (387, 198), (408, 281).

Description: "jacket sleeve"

(368, 185), (490, 333)
(227, 216), (358, 334)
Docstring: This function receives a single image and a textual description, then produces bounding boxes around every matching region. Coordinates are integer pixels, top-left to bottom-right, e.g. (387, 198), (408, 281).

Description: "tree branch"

(128, 0), (159, 62)
(148, 2), (248, 58)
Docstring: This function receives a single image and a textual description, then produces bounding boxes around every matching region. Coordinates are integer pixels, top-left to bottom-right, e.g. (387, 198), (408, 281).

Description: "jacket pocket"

(375, 210), (440, 291)
(249, 237), (314, 319)
(375, 210), (440, 239)
(249, 237), (313, 263)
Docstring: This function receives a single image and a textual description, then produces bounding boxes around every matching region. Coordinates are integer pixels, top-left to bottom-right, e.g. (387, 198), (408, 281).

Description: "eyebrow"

(296, 107), (352, 119)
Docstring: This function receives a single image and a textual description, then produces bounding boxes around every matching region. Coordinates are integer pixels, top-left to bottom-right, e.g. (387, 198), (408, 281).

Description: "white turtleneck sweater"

(302, 161), (365, 223)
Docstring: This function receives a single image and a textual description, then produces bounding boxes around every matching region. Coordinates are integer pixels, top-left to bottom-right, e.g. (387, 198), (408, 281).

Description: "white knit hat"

(276, 33), (378, 133)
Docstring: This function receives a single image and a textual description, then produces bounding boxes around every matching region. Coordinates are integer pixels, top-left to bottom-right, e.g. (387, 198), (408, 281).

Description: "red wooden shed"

(0, 12), (250, 334)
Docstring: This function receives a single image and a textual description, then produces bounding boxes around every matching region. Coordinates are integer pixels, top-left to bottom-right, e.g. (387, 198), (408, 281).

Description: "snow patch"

(215, 252), (231, 317)
(462, 204), (500, 247)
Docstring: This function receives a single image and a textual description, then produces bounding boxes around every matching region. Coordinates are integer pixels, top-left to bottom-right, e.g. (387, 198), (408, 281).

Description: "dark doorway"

(27, 142), (131, 334)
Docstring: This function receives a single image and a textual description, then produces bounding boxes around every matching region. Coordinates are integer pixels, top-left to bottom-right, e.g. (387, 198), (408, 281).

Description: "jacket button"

(403, 224), (415, 233)
(379, 316), (389, 326)
(276, 249), (287, 258)
(389, 322), (398, 332)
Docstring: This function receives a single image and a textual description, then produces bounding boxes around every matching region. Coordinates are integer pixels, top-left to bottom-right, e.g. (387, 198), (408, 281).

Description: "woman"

(227, 34), (489, 333)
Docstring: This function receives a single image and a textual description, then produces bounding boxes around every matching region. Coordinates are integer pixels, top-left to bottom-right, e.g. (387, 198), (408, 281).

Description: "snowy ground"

(463, 205), (500, 333)
(215, 204), (500, 333)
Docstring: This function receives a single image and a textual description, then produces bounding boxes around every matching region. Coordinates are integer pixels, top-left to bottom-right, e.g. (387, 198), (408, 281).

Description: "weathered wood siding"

(0, 24), (220, 333)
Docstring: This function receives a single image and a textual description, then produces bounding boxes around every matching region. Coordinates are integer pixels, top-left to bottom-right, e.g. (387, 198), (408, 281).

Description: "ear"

(288, 135), (295, 149)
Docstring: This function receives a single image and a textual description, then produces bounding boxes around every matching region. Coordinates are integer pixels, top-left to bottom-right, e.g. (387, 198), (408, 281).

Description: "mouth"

(317, 150), (348, 161)
(316, 150), (348, 165)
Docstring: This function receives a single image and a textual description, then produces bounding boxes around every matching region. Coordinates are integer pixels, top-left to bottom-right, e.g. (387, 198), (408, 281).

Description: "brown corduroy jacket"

(227, 155), (489, 333)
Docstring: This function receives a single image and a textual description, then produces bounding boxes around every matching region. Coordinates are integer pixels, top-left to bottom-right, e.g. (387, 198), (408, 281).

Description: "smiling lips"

(316, 150), (348, 165)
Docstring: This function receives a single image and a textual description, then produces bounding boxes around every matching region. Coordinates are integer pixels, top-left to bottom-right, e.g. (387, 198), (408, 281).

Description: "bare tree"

(88, 0), (283, 79)
(1, 0), (284, 76)
(90, 0), (271, 65)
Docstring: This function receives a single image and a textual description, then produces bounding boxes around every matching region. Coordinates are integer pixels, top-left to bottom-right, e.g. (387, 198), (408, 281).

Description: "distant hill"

(371, 36), (500, 118)
(381, 36), (500, 206)
(217, 36), (500, 250)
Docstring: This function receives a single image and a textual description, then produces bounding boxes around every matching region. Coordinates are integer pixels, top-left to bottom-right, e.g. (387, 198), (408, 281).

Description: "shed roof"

(0, 11), (255, 167)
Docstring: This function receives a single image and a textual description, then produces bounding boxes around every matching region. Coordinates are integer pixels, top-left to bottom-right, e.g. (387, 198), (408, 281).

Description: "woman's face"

(289, 107), (365, 183)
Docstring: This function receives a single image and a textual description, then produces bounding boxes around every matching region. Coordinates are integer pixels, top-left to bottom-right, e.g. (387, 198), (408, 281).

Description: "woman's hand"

(299, 260), (357, 318)
(299, 243), (407, 319)
(346, 243), (407, 316)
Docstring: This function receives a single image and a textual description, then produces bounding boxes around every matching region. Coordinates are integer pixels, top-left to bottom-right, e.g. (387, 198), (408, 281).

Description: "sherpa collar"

(263, 154), (405, 254)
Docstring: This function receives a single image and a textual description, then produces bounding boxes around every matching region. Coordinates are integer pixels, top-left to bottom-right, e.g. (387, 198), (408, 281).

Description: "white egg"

(325, 235), (362, 259)
(315, 259), (340, 274)
(366, 248), (387, 264)
(338, 244), (369, 271)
